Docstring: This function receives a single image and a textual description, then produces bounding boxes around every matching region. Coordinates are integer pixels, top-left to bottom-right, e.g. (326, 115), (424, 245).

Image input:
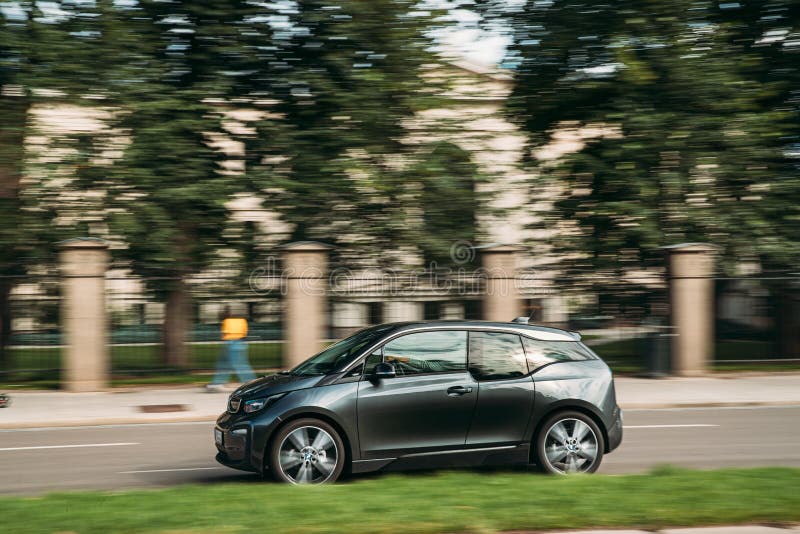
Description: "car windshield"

(290, 324), (394, 377)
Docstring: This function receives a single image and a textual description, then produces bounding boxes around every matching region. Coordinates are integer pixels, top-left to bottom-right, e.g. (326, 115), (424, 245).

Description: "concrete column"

(479, 244), (523, 322)
(282, 242), (331, 369)
(59, 238), (109, 392)
(542, 295), (568, 326)
(440, 301), (465, 320)
(665, 243), (717, 376)
(383, 301), (423, 323)
(330, 301), (368, 339)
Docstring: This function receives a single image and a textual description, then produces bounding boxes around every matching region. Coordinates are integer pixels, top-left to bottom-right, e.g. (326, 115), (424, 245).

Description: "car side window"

(468, 331), (528, 381)
(521, 337), (594, 372)
(381, 330), (467, 376)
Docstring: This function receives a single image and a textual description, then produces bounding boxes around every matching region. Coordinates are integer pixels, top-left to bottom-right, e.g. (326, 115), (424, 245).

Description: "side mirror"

(372, 362), (396, 381)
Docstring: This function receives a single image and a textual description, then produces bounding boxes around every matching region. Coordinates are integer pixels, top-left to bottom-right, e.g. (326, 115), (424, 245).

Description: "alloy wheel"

(542, 417), (599, 474)
(277, 425), (339, 484)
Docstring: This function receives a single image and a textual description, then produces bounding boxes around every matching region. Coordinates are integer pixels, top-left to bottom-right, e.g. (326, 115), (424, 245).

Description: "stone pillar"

(665, 243), (717, 376)
(440, 301), (465, 320)
(282, 242), (331, 369)
(59, 238), (109, 392)
(382, 301), (423, 323)
(479, 244), (523, 322)
(542, 295), (569, 327)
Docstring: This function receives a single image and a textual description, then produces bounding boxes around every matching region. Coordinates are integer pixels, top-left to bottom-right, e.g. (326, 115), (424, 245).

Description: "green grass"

(6, 342), (282, 371)
(0, 467), (799, 533)
(589, 338), (798, 374)
(711, 363), (800, 372)
(110, 342), (283, 370)
(0, 342), (283, 388)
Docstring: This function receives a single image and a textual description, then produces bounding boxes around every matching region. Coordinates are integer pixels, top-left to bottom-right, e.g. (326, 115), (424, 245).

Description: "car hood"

(231, 372), (323, 399)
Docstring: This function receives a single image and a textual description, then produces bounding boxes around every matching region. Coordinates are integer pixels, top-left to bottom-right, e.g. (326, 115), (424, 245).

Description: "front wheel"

(535, 411), (604, 474)
(268, 418), (345, 484)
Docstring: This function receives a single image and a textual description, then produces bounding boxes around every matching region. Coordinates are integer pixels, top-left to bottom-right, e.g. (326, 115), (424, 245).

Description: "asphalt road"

(1, 405), (798, 495)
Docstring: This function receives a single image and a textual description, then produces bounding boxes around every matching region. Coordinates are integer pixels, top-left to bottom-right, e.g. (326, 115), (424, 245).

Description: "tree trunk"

(0, 93), (28, 200)
(161, 279), (191, 368)
(0, 94), (29, 372)
(0, 281), (12, 371)
(775, 285), (800, 359)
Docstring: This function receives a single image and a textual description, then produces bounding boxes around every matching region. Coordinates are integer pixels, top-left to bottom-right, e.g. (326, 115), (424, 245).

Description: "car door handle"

(446, 386), (473, 397)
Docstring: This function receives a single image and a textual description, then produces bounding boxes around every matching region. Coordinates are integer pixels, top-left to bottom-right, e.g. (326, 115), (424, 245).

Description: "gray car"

(214, 320), (623, 484)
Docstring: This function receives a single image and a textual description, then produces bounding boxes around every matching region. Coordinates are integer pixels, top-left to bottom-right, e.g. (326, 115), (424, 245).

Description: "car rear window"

(521, 337), (596, 372)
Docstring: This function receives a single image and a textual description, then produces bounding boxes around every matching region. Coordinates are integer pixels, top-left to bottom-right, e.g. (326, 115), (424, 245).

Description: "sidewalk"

(2, 373), (800, 429)
(615, 373), (800, 409)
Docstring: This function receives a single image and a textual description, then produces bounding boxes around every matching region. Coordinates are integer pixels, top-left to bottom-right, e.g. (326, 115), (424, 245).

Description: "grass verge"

(1, 467), (799, 534)
(590, 338), (800, 374)
(0, 342), (283, 389)
(4, 342), (282, 371)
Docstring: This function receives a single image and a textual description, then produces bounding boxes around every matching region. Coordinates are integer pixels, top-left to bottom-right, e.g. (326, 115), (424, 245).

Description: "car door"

(466, 331), (535, 446)
(357, 330), (477, 458)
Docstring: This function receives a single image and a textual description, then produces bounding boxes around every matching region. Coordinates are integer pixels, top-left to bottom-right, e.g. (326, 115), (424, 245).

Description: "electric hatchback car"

(214, 320), (623, 484)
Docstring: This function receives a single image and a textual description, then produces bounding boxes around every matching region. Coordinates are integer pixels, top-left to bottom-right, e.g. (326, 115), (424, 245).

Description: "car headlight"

(243, 393), (287, 414)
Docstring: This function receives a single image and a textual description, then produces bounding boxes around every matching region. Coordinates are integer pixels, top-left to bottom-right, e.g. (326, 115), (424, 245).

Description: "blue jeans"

(211, 339), (256, 385)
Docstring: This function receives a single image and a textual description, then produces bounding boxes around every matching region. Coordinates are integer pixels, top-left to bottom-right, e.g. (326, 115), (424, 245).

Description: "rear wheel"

(535, 411), (604, 474)
(268, 418), (345, 484)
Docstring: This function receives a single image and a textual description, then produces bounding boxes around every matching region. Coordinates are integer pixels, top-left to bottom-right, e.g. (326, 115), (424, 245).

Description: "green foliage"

(1, 1), (488, 369)
(2, 468), (800, 533)
(412, 142), (482, 266)
(498, 0), (800, 281)
(84, 0), (474, 277)
(96, 2), (263, 285)
(1, 1), (112, 365)
(0, 1), (101, 275)
(260, 0), (466, 260)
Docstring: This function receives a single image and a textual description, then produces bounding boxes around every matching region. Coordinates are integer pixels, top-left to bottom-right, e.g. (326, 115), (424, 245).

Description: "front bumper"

(214, 408), (285, 474)
(216, 451), (258, 473)
(214, 424), (256, 472)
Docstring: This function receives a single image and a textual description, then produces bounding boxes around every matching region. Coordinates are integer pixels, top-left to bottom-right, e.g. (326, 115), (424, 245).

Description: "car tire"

(535, 410), (605, 475)
(268, 418), (346, 484)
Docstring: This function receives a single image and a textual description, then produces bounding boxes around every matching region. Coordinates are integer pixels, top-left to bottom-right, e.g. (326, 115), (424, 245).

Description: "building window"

(423, 301), (441, 320)
(368, 302), (383, 325)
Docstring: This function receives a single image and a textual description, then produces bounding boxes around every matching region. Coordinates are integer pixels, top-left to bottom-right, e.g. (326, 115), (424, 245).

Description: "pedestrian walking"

(207, 306), (256, 391)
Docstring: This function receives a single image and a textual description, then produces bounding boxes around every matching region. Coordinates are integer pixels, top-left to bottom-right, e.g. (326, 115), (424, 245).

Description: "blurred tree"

(98, 1), (270, 366)
(718, 0), (800, 357)
(261, 0), (472, 265)
(0, 2), (102, 368)
(71, 0), (476, 365)
(0, 15), (28, 365)
(411, 142), (481, 267)
(489, 1), (800, 336)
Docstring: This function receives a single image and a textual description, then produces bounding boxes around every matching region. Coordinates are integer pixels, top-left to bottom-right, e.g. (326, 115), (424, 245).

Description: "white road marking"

(623, 405), (800, 412)
(0, 442), (140, 452)
(119, 467), (223, 474)
(623, 423), (719, 430)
